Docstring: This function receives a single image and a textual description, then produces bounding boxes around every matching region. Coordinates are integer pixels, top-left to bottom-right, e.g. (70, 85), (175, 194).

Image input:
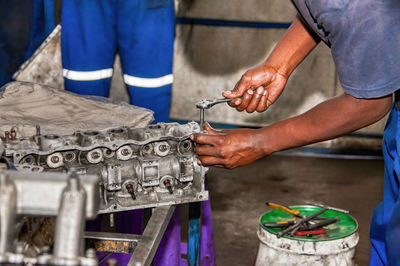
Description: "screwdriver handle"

(266, 202), (300, 216)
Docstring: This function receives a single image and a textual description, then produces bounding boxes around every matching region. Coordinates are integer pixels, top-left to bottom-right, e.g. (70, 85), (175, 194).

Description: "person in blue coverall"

(61, 1), (215, 265)
(61, 0), (173, 123)
(192, 1), (400, 265)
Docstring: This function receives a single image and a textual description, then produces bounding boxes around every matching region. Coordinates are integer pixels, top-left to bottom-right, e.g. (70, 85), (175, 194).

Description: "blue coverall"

(61, 0), (174, 123)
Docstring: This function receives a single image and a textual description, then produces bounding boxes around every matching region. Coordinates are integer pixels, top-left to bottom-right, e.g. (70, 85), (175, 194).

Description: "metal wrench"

(196, 98), (232, 129)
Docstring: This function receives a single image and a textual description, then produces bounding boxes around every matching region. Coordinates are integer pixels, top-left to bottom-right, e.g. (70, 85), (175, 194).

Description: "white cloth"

(0, 81), (154, 138)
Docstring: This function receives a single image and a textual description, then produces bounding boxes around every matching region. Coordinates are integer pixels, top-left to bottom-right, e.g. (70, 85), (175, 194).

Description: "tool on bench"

(307, 202), (349, 214)
(277, 207), (328, 238)
(196, 98), (232, 129)
(262, 219), (296, 228)
(264, 202), (341, 238)
(295, 228), (326, 237)
(265, 202), (301, 217)
(303, 217), (339, 231)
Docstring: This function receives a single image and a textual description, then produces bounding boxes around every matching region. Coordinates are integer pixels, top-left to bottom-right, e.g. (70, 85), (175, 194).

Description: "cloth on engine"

(0, 81), (154, 137)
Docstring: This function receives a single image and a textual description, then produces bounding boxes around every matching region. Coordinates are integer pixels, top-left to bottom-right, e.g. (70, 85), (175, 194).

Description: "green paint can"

(255, 205), (359, 266)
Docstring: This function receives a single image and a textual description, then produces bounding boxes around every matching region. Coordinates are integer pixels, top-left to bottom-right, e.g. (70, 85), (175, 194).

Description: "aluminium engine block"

(1, 122), (208, 213)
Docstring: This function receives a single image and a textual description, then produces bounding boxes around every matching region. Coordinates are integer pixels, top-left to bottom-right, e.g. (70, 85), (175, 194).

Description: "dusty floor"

(206, 154), (384, 266)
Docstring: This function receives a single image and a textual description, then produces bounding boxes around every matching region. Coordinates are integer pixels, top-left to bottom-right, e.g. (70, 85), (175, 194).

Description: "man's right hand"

(222, 18), (319, 114)
(223, 65), (288, 113)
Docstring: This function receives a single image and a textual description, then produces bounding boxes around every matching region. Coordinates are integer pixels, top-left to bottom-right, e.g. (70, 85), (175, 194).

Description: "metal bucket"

(255, 206), (359, 266)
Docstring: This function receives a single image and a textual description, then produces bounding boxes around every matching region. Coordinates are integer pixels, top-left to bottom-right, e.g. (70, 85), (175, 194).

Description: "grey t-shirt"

(291, 0), (400, 98)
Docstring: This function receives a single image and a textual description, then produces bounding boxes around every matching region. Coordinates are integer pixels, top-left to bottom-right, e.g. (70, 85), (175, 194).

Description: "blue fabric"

(43, 0), (55, 36)
(25, 0), (54, 61)
(370, 104), (400, 265)
(0, 0), (34, 86)
(291, 0), (400, 99)
(61, 0), (174, 123)
(128, 85), (172, 123)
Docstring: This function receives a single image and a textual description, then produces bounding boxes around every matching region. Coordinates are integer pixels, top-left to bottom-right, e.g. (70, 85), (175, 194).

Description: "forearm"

(258, 93), (393, 154)
(264, 18), (319, 77)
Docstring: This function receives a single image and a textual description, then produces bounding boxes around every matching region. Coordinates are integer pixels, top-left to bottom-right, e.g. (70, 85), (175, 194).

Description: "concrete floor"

(207, 154), (384, 266)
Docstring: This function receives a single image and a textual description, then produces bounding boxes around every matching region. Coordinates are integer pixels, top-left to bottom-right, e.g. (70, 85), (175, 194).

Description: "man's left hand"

(192, 123), (266, 169)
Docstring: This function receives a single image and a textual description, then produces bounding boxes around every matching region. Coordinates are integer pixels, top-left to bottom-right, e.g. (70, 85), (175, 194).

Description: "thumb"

(204, 122), (230, 135)
(204, 122), (217, 134)
(223, 79), (250, 98)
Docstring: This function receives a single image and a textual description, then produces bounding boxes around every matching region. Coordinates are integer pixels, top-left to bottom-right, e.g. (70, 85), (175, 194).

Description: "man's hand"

(192, 123), (266, 169)
(193, 93), (392, 169)
(223, 18), (319, 113)
(223, 66), (288, 113)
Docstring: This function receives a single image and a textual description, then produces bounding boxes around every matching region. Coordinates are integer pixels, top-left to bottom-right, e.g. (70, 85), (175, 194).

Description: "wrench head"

(196, 99), (215, 109)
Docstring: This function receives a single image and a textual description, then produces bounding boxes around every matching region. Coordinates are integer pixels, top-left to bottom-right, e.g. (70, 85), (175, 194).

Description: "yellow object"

(276, 218), (296, 224)
(266, 202), (301, 216)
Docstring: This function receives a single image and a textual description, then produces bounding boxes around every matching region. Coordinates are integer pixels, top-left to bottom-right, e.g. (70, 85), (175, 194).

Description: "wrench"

(196, 98), (232, 129)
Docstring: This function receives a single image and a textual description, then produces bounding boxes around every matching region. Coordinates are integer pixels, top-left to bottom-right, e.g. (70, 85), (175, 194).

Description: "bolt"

(51, 156), (59, 163)
(65, 153), (74, 161)
(121, 148), (130, 156)
(126, 183), (136, 200)
(10, 128), (17, 140)
(163, 179), (173, 194)
(91, 151), (100, 159)
(159, 144), (168, 152)
(36, 125), (41, 136)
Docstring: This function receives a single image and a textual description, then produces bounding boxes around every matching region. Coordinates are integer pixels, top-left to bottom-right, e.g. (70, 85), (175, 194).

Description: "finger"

(203, 122), (217, 134)
(223, 77), (250, 98)
(195, 145), (220, 157)
(194, 133), (223, 146)
(204, 122), (225, 135)
(237, 89), (254, 112)
(256, 90), (269, 112)
(266, 98), (274, 108)
(246, 86), (264, 113)
(229, 97), (242, 107)
(198, 156), (224, 166)
(203, 122), (228, 134)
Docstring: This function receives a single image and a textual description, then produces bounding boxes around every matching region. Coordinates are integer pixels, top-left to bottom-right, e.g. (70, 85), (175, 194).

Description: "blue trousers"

(61, 0), (174, 123)
(370, 104), (400, 265)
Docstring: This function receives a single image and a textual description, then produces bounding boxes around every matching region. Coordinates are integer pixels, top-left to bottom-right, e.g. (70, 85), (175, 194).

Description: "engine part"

(2, 122), (209, 213)
(0, 170), (99, 265)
